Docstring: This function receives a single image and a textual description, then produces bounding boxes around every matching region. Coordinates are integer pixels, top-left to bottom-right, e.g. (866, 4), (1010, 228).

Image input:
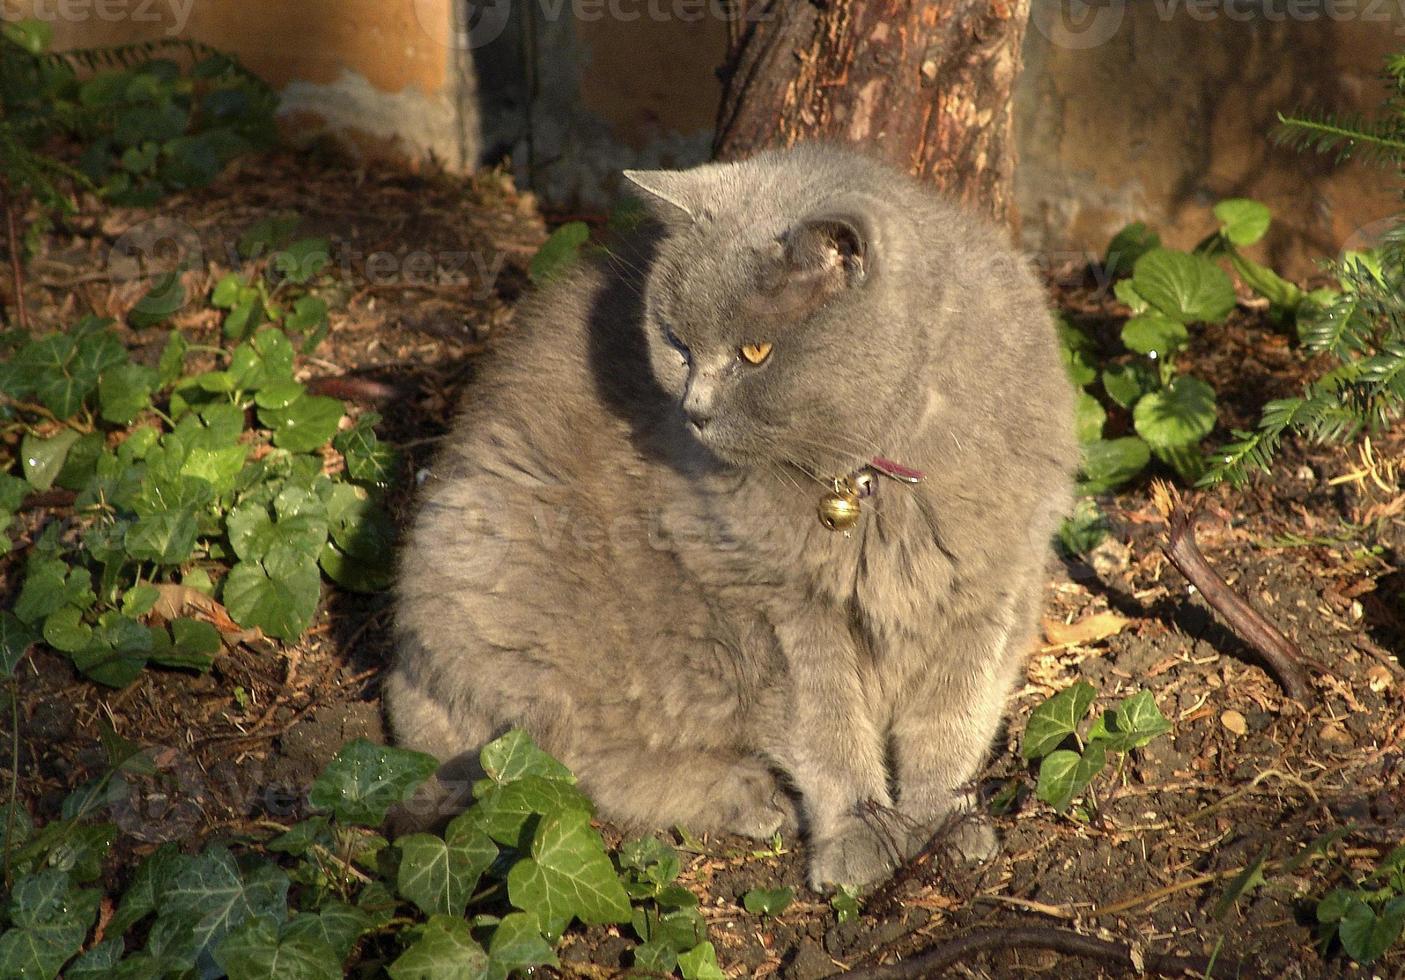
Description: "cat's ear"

(745, 214), (872, 322)
(780, 214), (871, 290)
(622, 170), (700, 222)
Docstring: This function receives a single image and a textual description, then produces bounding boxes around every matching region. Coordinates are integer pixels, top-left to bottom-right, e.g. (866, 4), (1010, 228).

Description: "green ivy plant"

(0, 730), (725, 980)
(0, 220), (394, 686)
(1316, 846), (1405, 966)
(1, 18), (275, 211)
(1021, 682), (1172, 814)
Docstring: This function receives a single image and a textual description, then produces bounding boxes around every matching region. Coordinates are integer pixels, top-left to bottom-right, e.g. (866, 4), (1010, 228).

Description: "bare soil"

(5, 150), (1403, 978)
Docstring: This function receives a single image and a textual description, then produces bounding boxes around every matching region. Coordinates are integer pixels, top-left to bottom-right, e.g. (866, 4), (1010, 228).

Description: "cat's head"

(625, 147), (925, 478)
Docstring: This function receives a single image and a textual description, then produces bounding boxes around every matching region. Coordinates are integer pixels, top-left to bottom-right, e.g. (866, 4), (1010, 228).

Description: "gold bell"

(818, 479), (862, 531)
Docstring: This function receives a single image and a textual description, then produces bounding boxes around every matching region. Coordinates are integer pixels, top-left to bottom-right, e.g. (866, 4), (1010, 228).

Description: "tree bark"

(714, 0), (1030, 228)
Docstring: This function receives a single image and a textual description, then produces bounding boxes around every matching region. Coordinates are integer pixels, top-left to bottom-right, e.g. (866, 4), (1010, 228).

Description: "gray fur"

(387, 144), (1077, 888)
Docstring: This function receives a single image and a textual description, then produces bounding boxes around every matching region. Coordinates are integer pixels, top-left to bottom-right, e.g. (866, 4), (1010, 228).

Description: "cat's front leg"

(763, 614), (896, 890)
(888, 589), (1036, 863)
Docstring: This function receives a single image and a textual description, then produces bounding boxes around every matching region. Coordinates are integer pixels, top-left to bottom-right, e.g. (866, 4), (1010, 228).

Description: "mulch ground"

(4, 149), (1403, 978)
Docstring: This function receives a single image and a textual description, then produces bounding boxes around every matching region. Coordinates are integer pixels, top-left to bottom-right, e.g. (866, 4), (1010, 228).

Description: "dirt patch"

(5, 151), (1404, 977)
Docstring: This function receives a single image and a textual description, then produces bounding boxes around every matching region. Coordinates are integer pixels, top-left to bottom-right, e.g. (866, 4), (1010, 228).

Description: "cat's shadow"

(584, 225), (709, 478)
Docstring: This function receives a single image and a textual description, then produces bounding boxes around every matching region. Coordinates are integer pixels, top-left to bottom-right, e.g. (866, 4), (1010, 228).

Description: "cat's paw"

(807, 823), (900, 891)
(717, 765), (797, 840)
(900, 813), (999, 864)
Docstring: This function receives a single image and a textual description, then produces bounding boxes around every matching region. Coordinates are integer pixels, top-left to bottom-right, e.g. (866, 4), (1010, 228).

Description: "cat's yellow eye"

(740, 342), (773, 365)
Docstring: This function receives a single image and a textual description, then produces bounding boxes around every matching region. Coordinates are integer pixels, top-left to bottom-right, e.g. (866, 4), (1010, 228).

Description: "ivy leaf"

(1213, 847), (1269, 919)
(223, 546), (322, 640)
(1087, 690), (1173, 752)
(1101, 363), (1155, 410)
(214, 914), (341, 980)
(14, 558), (93, 626)
(1132, 248), (1236, 324)
(42, 606), (92, 653)
(1120, 314), (1189, 359)
(285, 295), (329, 346)
(742, 887), (794, 916)
(70, 614), (154, 687)
(65, 937), (124, 979)
(1103, 221), (1161, 279)
(1337, 895), (1405, 964)
(333, 413), (397, 487)
(124, 506), (199, 564)
(128, 271), (187, 327)
(1021, 681), (1096, 760)
(481, 730), (576, 785)
(1074, 391), (1106, 444)
(1058, 497), (1109, 556)
(227, 485), (330, 562)
(1056, 319), (1097, 388)
(0, 612), (39, 676)
(1133, 376), (1218, 450)
(261, 394), (345, 454)
(110, 844), (190, 936)
(161, 846), (290, 972)
(387, 915), (489, 980)
(0, 870), (99, 980)
(238, 215), (300, 260)
(396, 821), (498, 918)
(470, 776), (595, 849)
(1113, 277), (1148, 314)
(486, 912), (557, 980)
(158, 330), (189, 386)
(1035, 743), (1107, 813)
(506, 809), (632, 933)
(529, 222), (590, 284)
(272, 238), (331, 285)
(98, 363), (159, 424)
(308, 738), (439, 827)
(21, 429), (81, 491)
(677, 941), (726, 980)
(280, 903), (372, 962)
(1213, 198), (1271, 247)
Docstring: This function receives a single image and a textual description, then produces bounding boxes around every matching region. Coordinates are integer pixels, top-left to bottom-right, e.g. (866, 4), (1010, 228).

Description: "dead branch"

(841, 925), (1227, 978)
(1, 179), (29, 333)
(1150, 482), (1311, 703)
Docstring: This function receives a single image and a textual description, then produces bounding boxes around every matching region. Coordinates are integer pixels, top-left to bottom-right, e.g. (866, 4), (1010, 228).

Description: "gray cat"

(387, 144), (1076, 888)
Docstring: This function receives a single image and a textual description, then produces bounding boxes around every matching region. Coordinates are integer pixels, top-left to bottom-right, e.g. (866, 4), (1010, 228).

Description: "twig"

(1150, 482), (1311, 702)
(841, 925), (1224, 978)
(0, 178), (29, 333)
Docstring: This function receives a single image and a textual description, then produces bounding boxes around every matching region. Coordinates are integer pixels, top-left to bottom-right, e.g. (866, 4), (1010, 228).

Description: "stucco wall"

(4, 0), (479, 169)
(8, 0), (1401, 274)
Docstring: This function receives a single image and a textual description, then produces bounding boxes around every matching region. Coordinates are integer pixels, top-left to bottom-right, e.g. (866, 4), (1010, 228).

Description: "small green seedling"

(1021, 682), (1172, 814)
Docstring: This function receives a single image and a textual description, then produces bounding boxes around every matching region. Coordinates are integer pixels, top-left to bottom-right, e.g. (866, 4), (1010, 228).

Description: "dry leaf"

(1220, 709), (1247, 736)
(1367, 664), (1393, 693)
(1042, 611), (1132, 647)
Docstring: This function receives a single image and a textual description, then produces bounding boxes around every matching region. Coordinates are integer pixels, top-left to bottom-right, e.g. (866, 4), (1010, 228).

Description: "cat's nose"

(685, 407), (712, 431)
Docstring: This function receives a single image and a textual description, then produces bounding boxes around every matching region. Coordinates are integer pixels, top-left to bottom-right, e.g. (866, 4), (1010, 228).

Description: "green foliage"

(528, 222), (591, 284)
(1275, 52), (1405, 170)
(741, 887), (794, 916)
(1021, 683), (1172, 814)
(0, 731), (720, 980)
(1060, 194), (1324, 514)
(1, 21), (274, 214)
(1316, 846), (1405, 965)
(1204, 50), (1405, 486)
(0, 221), (398, 684)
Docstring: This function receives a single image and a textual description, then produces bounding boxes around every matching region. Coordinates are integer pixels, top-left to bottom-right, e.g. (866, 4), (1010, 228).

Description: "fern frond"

(1273, 111), (1405, 168)
(1298, 295), (1373, 358)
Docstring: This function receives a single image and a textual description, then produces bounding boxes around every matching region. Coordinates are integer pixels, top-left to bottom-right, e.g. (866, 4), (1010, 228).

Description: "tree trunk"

(714, 0), (1030, 228)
